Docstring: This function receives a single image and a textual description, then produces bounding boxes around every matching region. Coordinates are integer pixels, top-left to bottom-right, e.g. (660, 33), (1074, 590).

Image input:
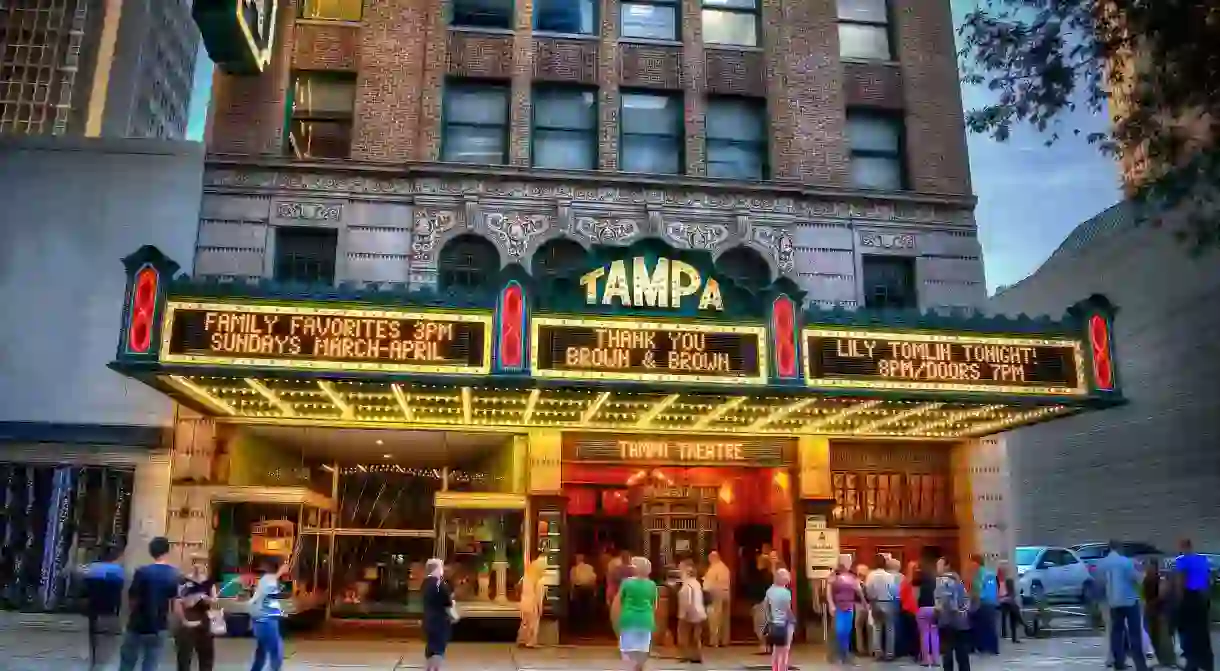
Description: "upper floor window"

(620, 91), (683, 174)
(533, 86), (598, 170)
(861, 255), (917, 310)
(535, 0), (595, 34)
(846, 110), (905, 190)
(716, 245), (772, 290)
(706, 96), (767, 180)
(621, 0), (678, 40)
(532, 237), (588, 279)
(275, 227), (338, 285)
(703, 0), (758, 47)
(451, 0), (513, 29)
(837, 0), (892, 60)
(299, 0), (363, 21)
(439, 235), (501, 291)
(442, 81), (509, 165)
(287, 72), (356, 159)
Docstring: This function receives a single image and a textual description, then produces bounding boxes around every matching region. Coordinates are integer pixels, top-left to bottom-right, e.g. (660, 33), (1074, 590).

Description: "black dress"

(422, 575), (454, 659)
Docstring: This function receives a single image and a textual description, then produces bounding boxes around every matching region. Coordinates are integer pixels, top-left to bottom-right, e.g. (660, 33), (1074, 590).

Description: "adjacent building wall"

(988, 203), (1220, 549)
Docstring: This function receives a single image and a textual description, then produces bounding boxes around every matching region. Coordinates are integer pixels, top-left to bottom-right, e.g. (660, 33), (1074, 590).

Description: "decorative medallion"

(572, 216), (640, 245)
(412, 210), (457, 263)
(754, 227), (795, 274)
(859, 231), (917, 250)
(275, 202), (341, 221)
(664, 221), (730, 251)
(485, 212), (550, 259)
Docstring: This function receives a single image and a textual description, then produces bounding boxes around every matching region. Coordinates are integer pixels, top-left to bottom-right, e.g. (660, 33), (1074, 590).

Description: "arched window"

(439, 235), (500, 291)
(716, 245), (772, 291)
(532, 237), (587, 279)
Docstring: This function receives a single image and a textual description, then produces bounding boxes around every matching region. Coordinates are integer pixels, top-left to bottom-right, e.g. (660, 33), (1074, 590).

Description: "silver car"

(1015, 545), (1093, 603)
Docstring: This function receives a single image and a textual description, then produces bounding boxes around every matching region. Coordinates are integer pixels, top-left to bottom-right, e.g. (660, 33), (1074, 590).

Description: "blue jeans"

(250, 619), (284, 671)
(1110, 605), (1149, 671)
(117, 629), (166, 671)
(834, 609), (855, 662)
(972, 603), (999, 653)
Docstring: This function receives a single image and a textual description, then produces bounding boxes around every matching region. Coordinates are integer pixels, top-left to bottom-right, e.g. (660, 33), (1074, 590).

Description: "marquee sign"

(160, 301), (491, 374)
(564, 434), (790, 465)
(531, 316), (767, 385)
(803, 327), (1086, 395)
(580, 256), (724, 311)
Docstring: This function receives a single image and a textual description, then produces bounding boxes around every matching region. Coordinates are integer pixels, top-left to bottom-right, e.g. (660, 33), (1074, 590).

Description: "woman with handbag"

(174, 554), (220, 671)
(764, 568), (797, 671)
(422, 558), (456, 671)
(827, 555), (866, 666)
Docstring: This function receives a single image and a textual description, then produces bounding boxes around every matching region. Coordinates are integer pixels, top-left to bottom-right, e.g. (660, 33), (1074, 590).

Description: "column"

(797, 436), (837, 643)
(951, 437), (1014, 570)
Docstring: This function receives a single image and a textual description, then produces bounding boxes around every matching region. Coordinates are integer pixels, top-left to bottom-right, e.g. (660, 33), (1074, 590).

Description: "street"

(3, 630), (1216, 671)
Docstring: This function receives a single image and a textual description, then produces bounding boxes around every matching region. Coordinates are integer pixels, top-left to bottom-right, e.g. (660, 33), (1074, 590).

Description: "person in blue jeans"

(249, 556), (289, 671)
(119, 537), (182, 671)
(1098, 540), (1149, 671)
(969, 553), (1000, 654)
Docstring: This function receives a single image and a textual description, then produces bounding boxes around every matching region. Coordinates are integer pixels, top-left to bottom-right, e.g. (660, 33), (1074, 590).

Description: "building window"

(620, 92), (683, 174)
(706, 97), (767, 180)
(439, 235), (501, 291)
(837, 0), (891, 60)
(451, 0), (513, 29)
(861, 255), (917, 310)
(287, 73), (356, 159)
(621, 0), (678, 40)
(532, 87), (598, 170)
(716, 245), (772, 290)
(299, 0), (363, 21)
(442, 81), (510, 164)
(846, 111), (905, 190)
(275, 227), (338, 285)
(534, 0), (595, 34)
(532, 237), (588, 279)
(702, 0), (758, 46)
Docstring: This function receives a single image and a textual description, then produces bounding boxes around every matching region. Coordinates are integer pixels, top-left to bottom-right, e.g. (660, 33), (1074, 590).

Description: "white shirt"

(865, 568), (897, 602)
(679, 577), (707, 622)
(703, 560), (731, 594)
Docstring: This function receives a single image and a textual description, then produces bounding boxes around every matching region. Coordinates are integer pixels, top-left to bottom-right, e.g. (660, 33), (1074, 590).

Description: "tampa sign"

(579, 257), (725, 312)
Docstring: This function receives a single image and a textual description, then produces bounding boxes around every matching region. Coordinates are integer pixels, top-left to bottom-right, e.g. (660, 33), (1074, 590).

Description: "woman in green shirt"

(613, 556), (658, 671)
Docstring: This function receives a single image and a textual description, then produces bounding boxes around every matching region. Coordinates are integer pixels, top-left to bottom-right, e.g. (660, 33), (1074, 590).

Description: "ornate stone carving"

(572, 216), (640, 244)
(860, 231), (917, 250)
(485, 212), (550, 259)
(412, 210), (457, 262)
(754, 227), (795, 274)
(664, 221), (730, 250)
(275, 202), (341, 221)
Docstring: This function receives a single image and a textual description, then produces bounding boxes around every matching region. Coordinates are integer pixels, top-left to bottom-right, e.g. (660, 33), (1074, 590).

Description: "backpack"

(936, 575), (970, 630)
(978, 569), (999, 605)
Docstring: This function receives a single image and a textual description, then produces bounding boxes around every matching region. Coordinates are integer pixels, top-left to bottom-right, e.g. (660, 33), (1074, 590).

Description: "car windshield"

(1074, 545), (1106, 560)
(1016, 548), (1041, 565)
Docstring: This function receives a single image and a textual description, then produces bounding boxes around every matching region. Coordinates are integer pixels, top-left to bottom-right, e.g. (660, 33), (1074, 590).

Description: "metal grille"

(0, 0), (77, 135)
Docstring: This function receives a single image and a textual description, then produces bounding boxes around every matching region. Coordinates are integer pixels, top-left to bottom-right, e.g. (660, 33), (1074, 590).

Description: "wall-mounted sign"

(160, 301), (491, 374)
(193, 0), (279, 74)
(803, 327), (1086, 395)
(531, 316), (767, 385)
(580, 257), (724, 311)
(859, 231), (916, 250)
(564, 434), (790, 465)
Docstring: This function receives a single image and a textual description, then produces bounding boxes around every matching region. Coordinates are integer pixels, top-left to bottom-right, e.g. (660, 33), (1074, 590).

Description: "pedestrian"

(934, 556), (972, 671)
(751, 552), (776, 654)
(118, 536), (182, 671)
(765, 568), (796, 671)
(570, 553), (598, 632)
(853, 562), (871, 655)
(898, 560), (920, 660)
(248, 556), (289, 671)
(969, 553), (1000, 654)
(865, 553), (898, 660)
(914, 560), (940, 667)
(996, 561), (1028, 644)
(422, 558), (455, 671)
(676, 559), (707, 663)
(827, 554), (865, 665)
(174, 554), (218, 671)
(614, 556), (657, 671)
(1143, 561), (1178, 668)
(1174, 539), (1215, 671)
(518, 556), (547, 648)
(702, 550), (732, 647)
(81, 545), (126, 670)
(1098, 539), (1150, 671)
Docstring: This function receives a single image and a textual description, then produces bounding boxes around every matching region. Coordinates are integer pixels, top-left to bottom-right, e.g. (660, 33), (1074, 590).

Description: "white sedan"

(1015, 545), (1094, 603)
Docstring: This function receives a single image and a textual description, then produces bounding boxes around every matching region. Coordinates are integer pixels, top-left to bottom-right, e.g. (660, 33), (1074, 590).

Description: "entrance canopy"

(111, 242), (1125, 441)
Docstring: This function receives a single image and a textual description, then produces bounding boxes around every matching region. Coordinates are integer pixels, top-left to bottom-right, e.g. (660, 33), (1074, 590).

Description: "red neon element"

(499, 282), (524, 369)
(1089, 314), (1113, 390)
(128, 266), (158, 353)
(771, 295), (797, 378)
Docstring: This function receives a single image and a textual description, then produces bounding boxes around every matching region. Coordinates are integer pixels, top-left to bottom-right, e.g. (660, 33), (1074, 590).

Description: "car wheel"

(1080, 579), (1094, 605)
(1031, 580), (1046, 603)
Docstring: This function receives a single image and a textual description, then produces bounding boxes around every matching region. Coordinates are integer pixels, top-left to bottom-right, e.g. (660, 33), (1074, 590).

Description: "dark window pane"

(861, 255), (916, 309)
(707, 98), (765, 142)
(702, 9), (757, 46)
(446, 85), (510, 125)
(444, 83), (509, 164)
(289, 119), (352, 159)
(452, 0), (513, 28)
(847, 113), (901, 153)
(439, 235), (501, 290)
(707, 141), (764, 179)
(621, 135), (681, 174)
(293, 75), (356, 117)
(716, 245), (771, 289)
(535, 0), (596, 33)
(444, 125), (508, 164)
(621, 3), (678, 39)
(533, 237), (588, 277)
(275, 227), (338, 285)
(850, 155), (902, 190)
(839, 23), (891, 60)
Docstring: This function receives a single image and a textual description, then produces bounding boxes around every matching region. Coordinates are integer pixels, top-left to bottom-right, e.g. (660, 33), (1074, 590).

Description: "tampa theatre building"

(108, 239), (1124, 640)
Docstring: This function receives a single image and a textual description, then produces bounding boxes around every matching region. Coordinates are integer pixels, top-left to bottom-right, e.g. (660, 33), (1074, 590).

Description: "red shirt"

(900, 577), (918, 614)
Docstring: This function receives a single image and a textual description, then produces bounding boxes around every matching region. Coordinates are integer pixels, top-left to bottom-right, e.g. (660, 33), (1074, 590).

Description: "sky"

(183, 5), (1123, 294)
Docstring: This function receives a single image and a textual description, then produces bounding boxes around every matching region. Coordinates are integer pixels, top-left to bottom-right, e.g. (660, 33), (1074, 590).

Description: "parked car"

(1071, 541), (1165, 570)
(1015, 545), (1093, 603)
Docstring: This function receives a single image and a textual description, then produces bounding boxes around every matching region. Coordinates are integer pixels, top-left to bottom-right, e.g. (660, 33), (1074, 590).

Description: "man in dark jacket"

(81, 545), (126, 669)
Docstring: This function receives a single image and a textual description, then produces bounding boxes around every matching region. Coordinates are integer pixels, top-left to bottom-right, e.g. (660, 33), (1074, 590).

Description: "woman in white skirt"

(612, 557), (658, 671)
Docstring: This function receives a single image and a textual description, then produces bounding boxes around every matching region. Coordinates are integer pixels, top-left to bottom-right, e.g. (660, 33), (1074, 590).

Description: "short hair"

(101, 543), (123, 563)
(874, 553), (888, 570)
(1109, 539), (1123, 552)
(425, 558), (444, 574)
(148, 536), (170, 559)
(1180, 538), (1193, 551)
(774, 567), (791, 585)
(631, 556), (651, 576)
(886, 557), (901, 571)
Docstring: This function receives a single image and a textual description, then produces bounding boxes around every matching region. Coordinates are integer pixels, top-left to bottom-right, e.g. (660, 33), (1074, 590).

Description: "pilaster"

(950, 437), (1014, 571)
(527, 429), (562, 494)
